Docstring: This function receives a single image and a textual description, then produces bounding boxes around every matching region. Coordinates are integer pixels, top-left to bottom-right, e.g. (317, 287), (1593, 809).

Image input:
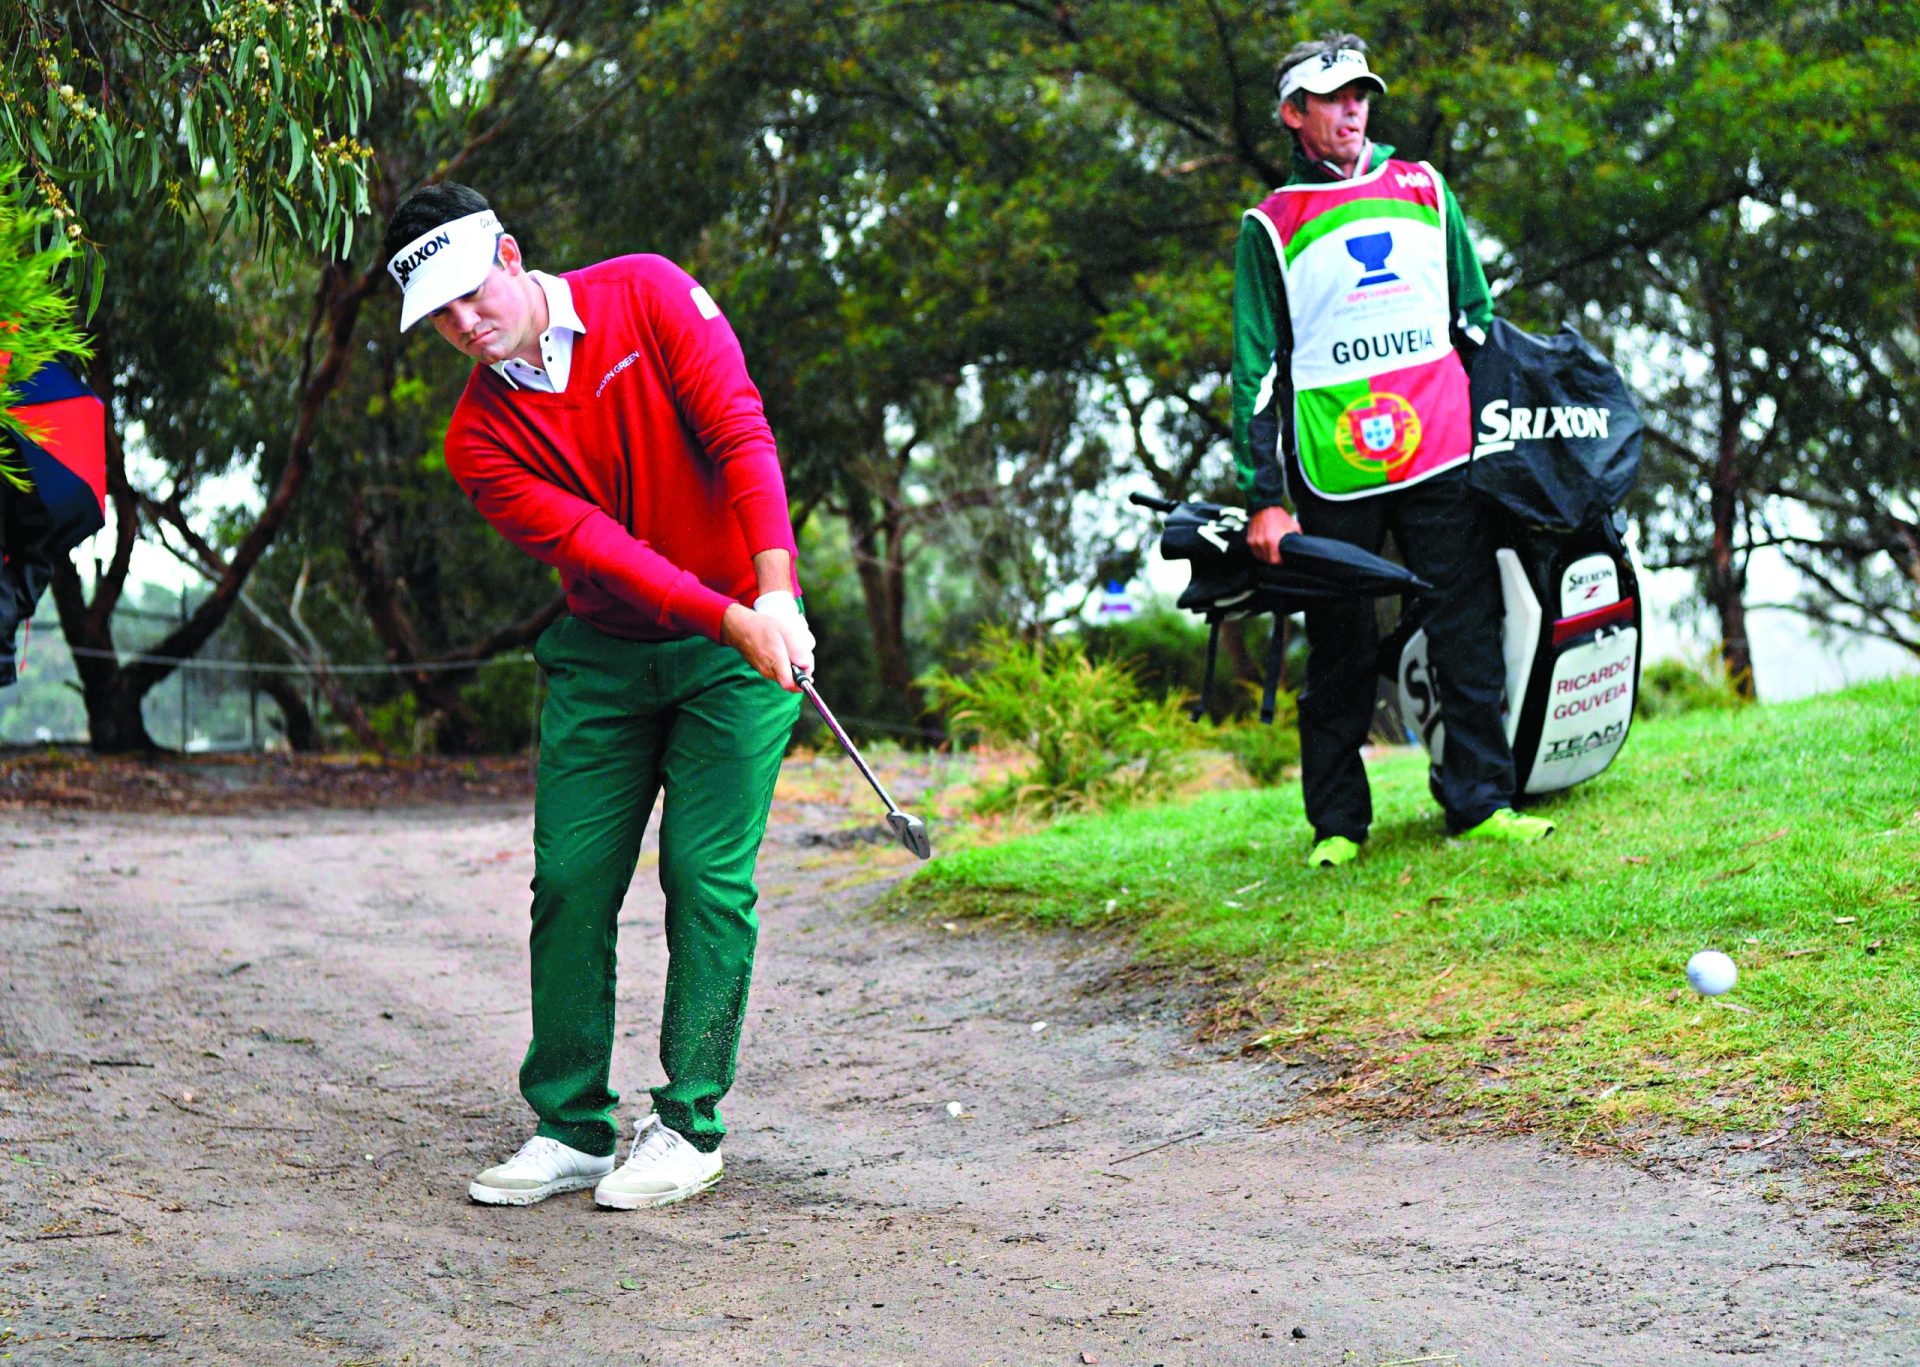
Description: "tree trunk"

(340, 485), (480, 750)
(1701, 264), (1757, 700)
(338, 382), (568, 753)
(48, 331), (156, 750)
(343, 502), (566, 753)
(48, 559), (155, 752)
(1708, 468), (1755, 698)
(256, 674), (318, 751)
(842, 486), (926, 720)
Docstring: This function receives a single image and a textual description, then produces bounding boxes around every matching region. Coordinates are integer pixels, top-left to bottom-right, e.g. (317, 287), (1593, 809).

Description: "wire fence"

(3, 598), (944, 752)
(0, 591), (544, 753)
(57, 644), (532, 674)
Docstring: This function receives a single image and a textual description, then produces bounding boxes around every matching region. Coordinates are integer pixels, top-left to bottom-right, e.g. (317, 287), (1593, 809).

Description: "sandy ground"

(3, 765), (1917, 1366)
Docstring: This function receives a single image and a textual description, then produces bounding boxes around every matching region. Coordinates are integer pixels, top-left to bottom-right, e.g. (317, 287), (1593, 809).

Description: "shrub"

(1637, 656), (1748, 720)
(460, 657), (540, 753)
(366, 690), (424, 755)
(922, 625), (1196, 815)
(1084, 610), (1306, 722)
(1210, 700), (1301, 787)
(1081, 606), (1214, 701)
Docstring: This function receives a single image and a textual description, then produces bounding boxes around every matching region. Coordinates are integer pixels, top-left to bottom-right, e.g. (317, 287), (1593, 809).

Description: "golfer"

(1232, 35), (1556, 866)
(382, 183), (810, 1208)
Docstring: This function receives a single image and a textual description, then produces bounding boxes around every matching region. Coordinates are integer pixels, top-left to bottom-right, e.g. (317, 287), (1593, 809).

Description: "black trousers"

(1290, 464), (1514, 839)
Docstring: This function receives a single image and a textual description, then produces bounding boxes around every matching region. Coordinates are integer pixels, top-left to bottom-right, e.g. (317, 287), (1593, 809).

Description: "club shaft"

(795, 673), (902, 815)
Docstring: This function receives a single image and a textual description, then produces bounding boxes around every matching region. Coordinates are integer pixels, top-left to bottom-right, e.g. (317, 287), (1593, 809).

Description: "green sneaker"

(1307, 835), (1361, 868)
(1459, 808), (1556, 843)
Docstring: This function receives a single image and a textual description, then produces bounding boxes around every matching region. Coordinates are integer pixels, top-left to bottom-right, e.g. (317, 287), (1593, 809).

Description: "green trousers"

(522, 615), (799, 1156)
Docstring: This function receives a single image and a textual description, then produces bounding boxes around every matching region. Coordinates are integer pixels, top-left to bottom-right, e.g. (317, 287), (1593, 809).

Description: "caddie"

(382, 182), (811, 1209)
(1232, 35), (1556, 865)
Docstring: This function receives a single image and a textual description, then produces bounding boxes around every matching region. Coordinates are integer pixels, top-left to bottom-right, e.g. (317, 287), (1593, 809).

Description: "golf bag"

(1393, 514), (1643, 795)
(1387, 319), (1646, 796)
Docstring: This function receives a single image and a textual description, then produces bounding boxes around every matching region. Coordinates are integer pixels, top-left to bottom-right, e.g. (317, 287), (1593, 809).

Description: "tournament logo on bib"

(1333, 392), (1421, 472)
(1345, 231), (1400, 287)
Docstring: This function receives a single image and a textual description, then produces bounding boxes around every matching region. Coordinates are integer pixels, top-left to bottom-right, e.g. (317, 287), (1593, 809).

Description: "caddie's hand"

(1247, 505), (1302, 565)
(752, 590), (816, 673)
(720, 603), (800, 692)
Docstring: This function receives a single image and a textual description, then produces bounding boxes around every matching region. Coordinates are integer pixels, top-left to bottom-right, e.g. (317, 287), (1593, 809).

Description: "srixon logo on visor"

(392, 231), (452, 287)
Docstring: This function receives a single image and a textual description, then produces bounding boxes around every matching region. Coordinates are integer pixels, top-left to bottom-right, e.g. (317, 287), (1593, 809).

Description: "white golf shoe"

(468, 1135), (614, 1206)
(593, 1114), (723, 1210)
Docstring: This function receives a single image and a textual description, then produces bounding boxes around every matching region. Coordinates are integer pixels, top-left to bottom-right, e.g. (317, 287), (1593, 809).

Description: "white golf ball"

(1686, 950), (1738, 997)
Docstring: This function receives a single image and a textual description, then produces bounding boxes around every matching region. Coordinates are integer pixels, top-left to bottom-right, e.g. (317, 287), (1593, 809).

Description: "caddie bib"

(1247, 159), (1471, 500)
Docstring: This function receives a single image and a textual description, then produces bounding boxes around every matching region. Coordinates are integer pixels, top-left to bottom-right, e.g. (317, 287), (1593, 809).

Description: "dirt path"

(2, 769), (1915, 1365)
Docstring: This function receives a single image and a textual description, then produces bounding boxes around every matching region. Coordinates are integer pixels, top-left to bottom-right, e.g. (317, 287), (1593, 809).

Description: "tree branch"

(438, 595), (568, 665)
(1518, 183), (1750, 292)
(119, 259), (381, 701)
(1774, 550), (1920, 658)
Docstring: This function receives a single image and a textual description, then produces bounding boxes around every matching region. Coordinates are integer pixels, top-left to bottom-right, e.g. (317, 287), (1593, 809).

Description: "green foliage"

(1211, 707), (1302, 787)
(457, 657), (539, 754)
(1453, 1), (1920, 666)
(0, 165), (89, 480)
(922, 624), (1196, 815)
(1082, 610), (1307, 723)
(915, 678), (1920, 1149)
(1636, 656), (1751, 721)
(1081, 606), (1214, 703)
(24, 0), (1916, 752)
(366, 689), (422, 756)
(786, 518), (934, 744)
(0, 1), (519, 281)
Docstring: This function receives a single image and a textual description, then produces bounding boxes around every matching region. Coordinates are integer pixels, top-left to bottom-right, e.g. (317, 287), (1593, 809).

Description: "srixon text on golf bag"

(1390, 318), (1646, 796)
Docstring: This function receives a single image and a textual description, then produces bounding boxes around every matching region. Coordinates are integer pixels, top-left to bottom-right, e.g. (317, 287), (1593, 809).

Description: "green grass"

(912, 677), (1920, 1155)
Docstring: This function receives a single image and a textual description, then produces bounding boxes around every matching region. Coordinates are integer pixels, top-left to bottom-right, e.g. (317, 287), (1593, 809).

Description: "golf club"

(792, 666), (932, 860)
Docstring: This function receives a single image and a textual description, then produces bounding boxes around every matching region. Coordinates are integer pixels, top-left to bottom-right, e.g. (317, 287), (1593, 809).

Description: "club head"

(888, 810), (932, 860)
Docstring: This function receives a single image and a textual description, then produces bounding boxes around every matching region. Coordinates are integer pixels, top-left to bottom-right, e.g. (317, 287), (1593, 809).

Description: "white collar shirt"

(1316, 140), (1374, 181)
(490, 270), (584, 394)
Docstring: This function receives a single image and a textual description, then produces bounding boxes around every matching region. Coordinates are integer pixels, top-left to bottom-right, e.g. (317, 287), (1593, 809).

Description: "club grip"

(1128, 492), (1180, 513)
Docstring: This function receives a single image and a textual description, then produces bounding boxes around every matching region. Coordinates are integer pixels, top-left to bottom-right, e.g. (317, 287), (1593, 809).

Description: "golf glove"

(753, 590), (815, 669)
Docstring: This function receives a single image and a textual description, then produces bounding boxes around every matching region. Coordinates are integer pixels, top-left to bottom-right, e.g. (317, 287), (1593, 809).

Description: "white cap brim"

(389, 209), (503, 332)
(1280, 49), (1387, 102)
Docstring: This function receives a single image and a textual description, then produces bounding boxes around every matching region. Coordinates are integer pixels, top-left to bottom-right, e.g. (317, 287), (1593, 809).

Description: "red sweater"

(444, 255), (798, 642)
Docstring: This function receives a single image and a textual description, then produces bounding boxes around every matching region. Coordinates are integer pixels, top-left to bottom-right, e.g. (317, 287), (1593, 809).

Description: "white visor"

(389, 209), (504, 332)
(1279, 46), (1387, 103)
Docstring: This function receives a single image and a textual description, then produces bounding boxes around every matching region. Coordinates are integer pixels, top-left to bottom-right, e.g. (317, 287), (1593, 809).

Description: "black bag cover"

(1468, 319), (1643, 530)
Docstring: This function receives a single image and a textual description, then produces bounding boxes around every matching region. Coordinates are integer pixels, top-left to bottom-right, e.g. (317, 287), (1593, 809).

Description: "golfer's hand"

(720, 603), (801, 692)
(1247, 505), (1302, 565)
(752, 591), (816, 673)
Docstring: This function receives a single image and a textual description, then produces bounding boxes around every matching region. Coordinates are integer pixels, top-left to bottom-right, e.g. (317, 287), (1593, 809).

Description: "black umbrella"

(1144, 495), (1426, 593)
(1130, 494), (1430, 722)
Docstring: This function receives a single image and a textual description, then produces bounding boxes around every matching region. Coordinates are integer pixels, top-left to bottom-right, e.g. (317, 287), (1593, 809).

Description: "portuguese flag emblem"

(1332, 391), (1421, 471)
(1296, 359), (1468, 497)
